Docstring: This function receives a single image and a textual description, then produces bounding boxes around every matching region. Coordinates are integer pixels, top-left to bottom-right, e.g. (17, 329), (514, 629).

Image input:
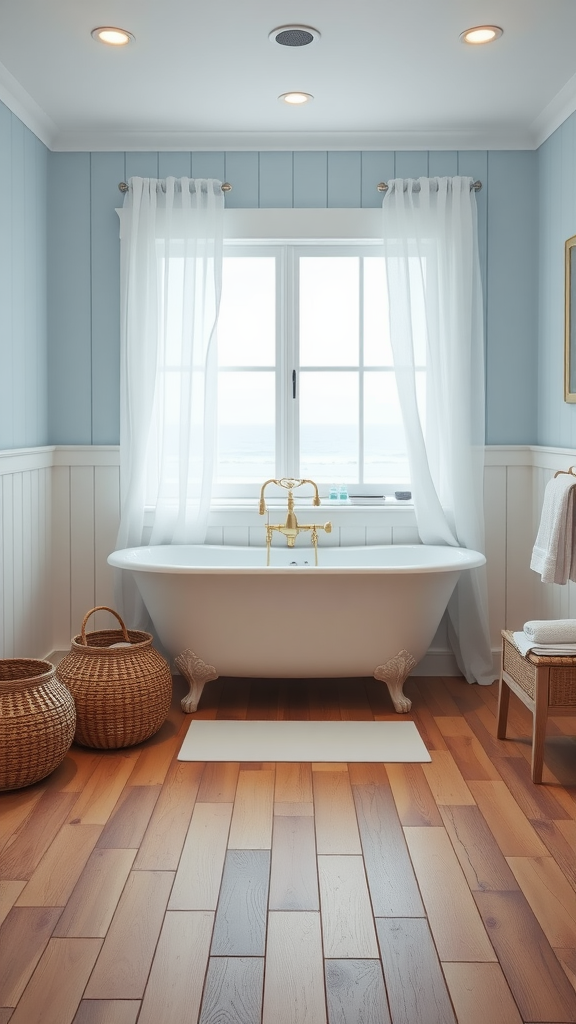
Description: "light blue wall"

(0, 101), (48, 449)
(538, 110), (576, 447)
(45, 147), (539, 447)
(0, 107), (541, 451)
(486, 152), (539, 444)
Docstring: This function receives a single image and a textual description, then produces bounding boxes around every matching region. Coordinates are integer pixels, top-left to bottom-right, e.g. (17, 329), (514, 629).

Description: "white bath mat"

(177, 719), (430, 763)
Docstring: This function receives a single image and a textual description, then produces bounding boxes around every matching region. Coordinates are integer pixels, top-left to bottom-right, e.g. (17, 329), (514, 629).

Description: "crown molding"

(50, 126), (539, 153)
(0, 61), (57, 149)
(531, 70), (576, 148)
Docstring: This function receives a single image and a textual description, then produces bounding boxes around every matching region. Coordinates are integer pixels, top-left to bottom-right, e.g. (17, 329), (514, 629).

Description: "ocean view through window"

(209, 243), (425, 497)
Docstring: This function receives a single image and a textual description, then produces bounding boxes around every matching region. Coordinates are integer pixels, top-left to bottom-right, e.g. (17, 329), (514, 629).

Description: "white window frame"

(214, 208), (412, 501)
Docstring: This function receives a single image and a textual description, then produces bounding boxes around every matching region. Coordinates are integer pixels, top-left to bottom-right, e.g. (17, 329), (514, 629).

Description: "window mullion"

(359, 256), (365, 486)
(275, 247), (287, 478)
(284, 246), (299, 478)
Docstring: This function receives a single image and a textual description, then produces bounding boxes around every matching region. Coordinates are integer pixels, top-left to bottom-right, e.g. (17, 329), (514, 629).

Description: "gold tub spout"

(258, 478), (331, 564)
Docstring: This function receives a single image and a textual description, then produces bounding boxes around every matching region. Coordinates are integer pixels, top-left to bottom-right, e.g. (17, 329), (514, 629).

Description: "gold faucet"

(259, 478), (332, 564)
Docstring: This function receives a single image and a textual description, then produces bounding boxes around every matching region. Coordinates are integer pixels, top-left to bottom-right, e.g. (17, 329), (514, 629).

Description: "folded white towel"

(512, 630), (576, 657)
(530, 474), (576, 584)
(523, 619), (576, 644)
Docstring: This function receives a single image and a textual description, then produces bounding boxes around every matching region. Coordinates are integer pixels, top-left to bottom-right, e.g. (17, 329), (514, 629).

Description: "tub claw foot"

(374, 650), (417, 713)
(174, 650), (219, 713)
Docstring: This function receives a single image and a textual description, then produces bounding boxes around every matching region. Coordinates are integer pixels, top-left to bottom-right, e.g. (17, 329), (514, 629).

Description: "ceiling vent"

(269, 25), (320, 47)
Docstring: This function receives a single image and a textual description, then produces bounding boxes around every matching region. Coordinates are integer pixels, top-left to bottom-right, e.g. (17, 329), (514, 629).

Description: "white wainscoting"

(1, 444), (575, 674)
(0, 447), (53, 660)
(50, 447), (121, 651)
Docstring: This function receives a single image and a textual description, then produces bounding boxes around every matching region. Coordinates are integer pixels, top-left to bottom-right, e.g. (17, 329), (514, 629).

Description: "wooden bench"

(497, 629), (576, 783)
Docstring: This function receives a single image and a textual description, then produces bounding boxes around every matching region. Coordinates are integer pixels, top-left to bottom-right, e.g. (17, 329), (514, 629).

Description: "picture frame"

(564, 233), (576, 401)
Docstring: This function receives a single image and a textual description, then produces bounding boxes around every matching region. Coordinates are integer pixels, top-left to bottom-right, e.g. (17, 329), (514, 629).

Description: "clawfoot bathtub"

(108, 544), (485, 713)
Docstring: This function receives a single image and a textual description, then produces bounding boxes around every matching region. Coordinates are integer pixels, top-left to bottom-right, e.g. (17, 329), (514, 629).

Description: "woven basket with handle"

(0, 659), (76, 790)
(56, 606), (172, 749)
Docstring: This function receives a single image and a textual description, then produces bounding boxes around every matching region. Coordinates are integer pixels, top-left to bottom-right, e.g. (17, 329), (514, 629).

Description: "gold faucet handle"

(259, 478), (281, 515)
(324, 522), (332, 534)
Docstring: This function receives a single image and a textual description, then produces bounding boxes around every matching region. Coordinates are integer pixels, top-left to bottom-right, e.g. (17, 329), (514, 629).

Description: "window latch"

(292, 369), (296, 399)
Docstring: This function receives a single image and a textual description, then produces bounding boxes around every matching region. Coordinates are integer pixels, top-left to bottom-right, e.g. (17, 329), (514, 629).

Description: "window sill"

(208, 498), (414, 511)
(142, 500), (416, 529)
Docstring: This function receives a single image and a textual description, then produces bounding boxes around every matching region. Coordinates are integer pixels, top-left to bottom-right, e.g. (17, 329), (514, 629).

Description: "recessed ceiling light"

(459, 25), (503, 45)
(279, 92), (314, 105)
(269, 25), (320, 47)
(91, 26), (134, 46)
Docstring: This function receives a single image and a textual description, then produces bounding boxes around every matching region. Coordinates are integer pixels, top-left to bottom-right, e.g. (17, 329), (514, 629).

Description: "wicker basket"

(56, 606), (172, 749)
(0, 659), (76, 791)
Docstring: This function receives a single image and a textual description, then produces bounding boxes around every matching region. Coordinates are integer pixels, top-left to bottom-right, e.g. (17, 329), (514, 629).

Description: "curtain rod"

(377, 179), (482, 193)
(118, 181), (232, 193)
(118, 178), (479, 196)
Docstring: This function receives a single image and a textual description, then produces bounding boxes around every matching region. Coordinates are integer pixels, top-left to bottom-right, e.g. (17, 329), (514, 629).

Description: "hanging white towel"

(523, 619), (576, 644)
(530, 474), (576, 584)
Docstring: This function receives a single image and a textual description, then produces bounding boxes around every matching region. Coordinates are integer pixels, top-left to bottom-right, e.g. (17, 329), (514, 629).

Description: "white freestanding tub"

(108, 543), (485, 713)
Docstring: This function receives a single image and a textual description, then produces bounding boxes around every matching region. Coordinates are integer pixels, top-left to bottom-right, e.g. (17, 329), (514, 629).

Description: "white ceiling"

(1, 0), (575, 151)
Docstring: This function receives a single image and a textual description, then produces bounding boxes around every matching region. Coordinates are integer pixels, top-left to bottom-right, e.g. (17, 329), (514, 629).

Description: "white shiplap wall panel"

(50, 456), (123, 650)
(2, 474), (15, 656)
(11, 472), (24, 655)
(505, 464), (542, 629)
(0, 452), (53, 659)
(29, 470), (39, 645)
(483, 464), (507, 647)
(366, 525), (393, 545)
(69, 466), (96, 641)
(20, 471), (32, 654)
(223, 526), (251, 547)
(93, 465), (121, 632)
(205, 526), (224, 545)
(340, 526), (368, 547)
(51, 464), (72, 650)
(37, 467), (51, 656)
(391, 525), (421, 545)
(247, 526), (265, 548)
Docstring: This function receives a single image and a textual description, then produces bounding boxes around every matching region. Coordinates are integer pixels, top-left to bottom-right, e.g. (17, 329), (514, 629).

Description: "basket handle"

(80, 606), (131, 646)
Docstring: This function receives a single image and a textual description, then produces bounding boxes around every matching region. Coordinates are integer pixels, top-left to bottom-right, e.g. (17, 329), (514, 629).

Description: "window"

(214, 241), (424, 498)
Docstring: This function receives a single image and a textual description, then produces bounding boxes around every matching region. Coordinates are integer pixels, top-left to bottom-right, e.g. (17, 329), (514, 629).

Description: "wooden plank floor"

(1, 673), (576, 1024)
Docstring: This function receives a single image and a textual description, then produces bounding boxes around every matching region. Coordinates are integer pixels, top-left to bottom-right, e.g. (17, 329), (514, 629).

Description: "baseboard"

(415, 646), (500, 683)
(414, 648), (459, 677)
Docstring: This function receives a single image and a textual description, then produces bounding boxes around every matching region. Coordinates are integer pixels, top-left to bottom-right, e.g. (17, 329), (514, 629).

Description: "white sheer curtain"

(115, 176), (224, 624)
(382, 176), (494, 686)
